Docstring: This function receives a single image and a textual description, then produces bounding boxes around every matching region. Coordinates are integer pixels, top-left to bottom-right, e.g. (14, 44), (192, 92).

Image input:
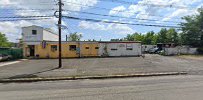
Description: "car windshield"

(0, 0), (203, 99)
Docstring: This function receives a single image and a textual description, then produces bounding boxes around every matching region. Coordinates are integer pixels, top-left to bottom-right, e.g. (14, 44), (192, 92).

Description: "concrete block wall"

(164, 47), (198, 55)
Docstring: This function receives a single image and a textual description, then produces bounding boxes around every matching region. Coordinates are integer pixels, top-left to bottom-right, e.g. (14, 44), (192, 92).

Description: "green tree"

(124, 32), (144, 42)
(134, 33), (144, 42)
(166, 28), (179, 44)
(0, 32), (11, 47)
(67, 32), (82, 41)
(180, 8), (203, 47)
(143, 31), (157, 45)
(157, 28), (168, 43)
(124, 34), (135, 41)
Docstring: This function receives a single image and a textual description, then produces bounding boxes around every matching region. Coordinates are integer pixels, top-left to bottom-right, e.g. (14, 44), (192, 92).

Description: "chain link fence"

(0, 48), (23, 60)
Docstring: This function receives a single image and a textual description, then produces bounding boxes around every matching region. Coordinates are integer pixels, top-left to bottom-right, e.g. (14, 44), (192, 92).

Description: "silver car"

(0, 54), (12, 61)
(148, 48), (159, 54)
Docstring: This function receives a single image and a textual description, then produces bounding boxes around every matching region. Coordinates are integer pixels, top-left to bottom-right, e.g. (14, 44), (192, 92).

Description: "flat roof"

(23, 41), (141, 43)
(99, 41), (141, 43)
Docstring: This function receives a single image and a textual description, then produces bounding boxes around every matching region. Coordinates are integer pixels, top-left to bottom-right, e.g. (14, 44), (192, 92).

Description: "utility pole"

(56, 0), (63, 68)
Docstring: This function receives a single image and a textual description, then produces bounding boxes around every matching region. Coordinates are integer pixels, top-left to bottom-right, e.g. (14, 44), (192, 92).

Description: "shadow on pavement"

(8, 67), (58, 79)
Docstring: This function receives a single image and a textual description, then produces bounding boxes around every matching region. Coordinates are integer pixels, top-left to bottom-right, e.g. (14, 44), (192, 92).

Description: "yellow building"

(23, 41), (100, 58)
(79, 42), (99, 57)
(22, 25), (141, 59)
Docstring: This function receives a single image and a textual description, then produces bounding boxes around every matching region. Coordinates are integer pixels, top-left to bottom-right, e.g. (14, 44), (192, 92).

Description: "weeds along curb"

(0, 72), (187, 83)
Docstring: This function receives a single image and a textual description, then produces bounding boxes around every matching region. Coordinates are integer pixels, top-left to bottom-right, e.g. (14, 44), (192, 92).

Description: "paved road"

(1, 75), (203, 100)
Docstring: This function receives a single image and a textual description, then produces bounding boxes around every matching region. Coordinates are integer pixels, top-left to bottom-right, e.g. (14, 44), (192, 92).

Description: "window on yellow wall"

(95, 47), (99, 49)
(86, 47), (89, 49)
(51, 45), (57, 52)
(69, 45), (76, 51)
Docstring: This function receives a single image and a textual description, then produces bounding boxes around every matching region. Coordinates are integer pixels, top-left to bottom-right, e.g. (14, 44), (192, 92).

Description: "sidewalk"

(0, 59), (27, 67)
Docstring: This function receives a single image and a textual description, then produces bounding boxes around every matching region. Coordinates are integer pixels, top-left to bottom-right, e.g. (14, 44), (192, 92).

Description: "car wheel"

(7, 57), (11, 61)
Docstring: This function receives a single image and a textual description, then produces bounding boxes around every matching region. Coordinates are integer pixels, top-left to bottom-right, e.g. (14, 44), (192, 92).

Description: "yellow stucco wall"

(24, 42), (99, 58)
(80, 43), (99, 57)
(35, 43), (54, 58)
(62, 43), (79, 58)
(23, 44), (28, 57)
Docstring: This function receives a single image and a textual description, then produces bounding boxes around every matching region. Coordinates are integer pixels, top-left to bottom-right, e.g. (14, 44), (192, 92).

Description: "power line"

(99, 0), (196, 9)
(0, 2), (56, 6)
(1, 2), (192, 20)
(1, 8), (56, 11)
(63, 18), (79, 33)
(61, 1), (184, 19)
(0, 16), (54, 19)
(2, 7), (168, 19)
(0, 18), (52, 21)
(0, 6), (173, 23)
(64, 10), (181, 24)
(62, 19), (74, 33)
(0, 7), (182, 22)
(0, 9), (55, 15)
(63, 16), (181, 28)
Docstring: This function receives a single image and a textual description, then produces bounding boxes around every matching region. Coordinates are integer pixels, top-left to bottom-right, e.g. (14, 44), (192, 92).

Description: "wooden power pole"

(58, 0), (63, 68)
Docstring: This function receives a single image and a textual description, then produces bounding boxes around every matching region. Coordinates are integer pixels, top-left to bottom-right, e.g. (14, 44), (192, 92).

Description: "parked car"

(0, 54), (12, 61)
(148, 48), (160, 54)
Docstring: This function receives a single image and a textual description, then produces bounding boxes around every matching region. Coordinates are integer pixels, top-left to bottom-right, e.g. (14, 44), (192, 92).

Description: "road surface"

(1, 75), (203, 100)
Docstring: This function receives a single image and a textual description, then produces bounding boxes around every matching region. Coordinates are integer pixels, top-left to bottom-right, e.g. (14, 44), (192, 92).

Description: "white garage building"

(99, 41), (142, 57)
(22, 25), (59, 57)
(22, 25), (58, 43)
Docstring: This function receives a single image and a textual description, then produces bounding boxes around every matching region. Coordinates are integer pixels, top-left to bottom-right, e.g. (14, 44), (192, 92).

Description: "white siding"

(22, 26), (43, 42)
(24, 42), (41, 45)
(99, 43), (142, 57)
(22, 26), (59, 45)
(43, 30), (58, 41)
(164, 47), (198, 55)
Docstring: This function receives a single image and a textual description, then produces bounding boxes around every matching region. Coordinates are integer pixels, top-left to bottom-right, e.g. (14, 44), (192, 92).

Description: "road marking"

(0, 61), (21, 67)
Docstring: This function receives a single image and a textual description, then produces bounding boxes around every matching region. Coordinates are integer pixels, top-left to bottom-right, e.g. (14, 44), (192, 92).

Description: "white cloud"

(79, 21), (106, 30)
(0, 0), (98, 42)
(109, 5), (145, 18)
(0, 0), (10, 5)
(109, 0), (202, 22)
(162, 9), (189, 21)
(78, 21), (135, 34)
(109, 6), (126, 16)
(0, 21), (33, 41)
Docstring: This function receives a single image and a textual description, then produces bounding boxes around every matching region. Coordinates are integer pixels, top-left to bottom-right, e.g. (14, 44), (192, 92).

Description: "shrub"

(197, 47), (203, 54)
(159, 50), (165, 56)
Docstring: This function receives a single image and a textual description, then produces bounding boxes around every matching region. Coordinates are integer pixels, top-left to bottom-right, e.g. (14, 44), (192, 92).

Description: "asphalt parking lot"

(0, 54), (203, 79)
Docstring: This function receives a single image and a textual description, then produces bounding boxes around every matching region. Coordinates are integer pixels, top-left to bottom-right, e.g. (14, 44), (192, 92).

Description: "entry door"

(28, 45), (35, 56)
(119, 43), (126, 56)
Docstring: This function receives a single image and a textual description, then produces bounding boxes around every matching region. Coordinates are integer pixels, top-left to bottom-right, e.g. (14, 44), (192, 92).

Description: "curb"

(0, 72), (187, 83)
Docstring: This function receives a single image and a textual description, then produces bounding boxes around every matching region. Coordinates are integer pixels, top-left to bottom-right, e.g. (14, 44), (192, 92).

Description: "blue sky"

(0, 0), (203, 42)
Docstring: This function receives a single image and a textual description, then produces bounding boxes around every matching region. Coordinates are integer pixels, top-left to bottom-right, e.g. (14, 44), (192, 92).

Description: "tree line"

(111, 28), (180, 45)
